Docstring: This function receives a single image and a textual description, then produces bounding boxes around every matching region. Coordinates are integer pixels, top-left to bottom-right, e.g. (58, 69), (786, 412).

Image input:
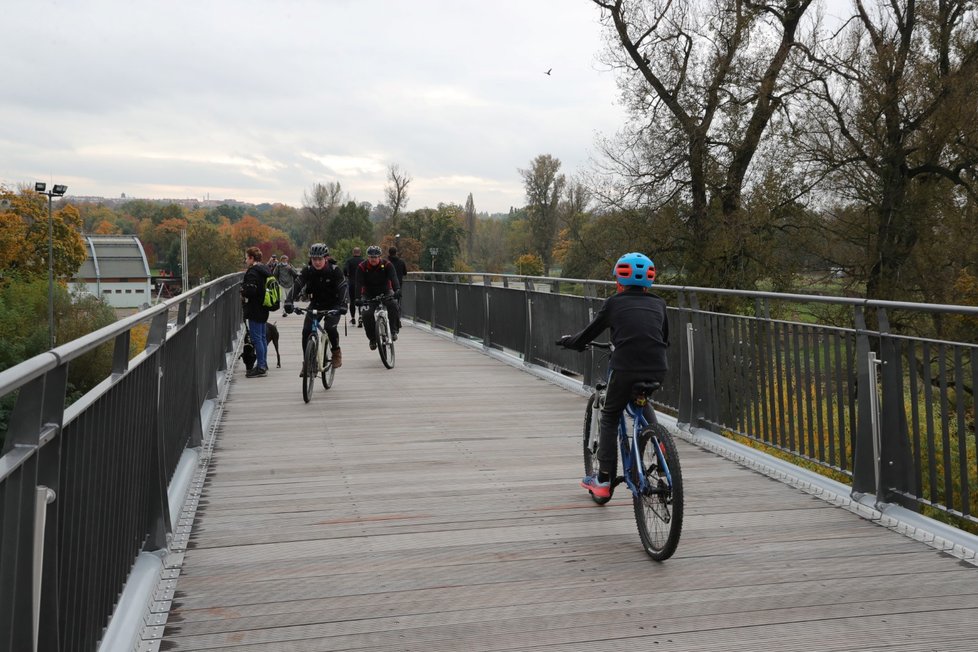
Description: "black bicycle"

(293, 307), (345, 403)
(563, 341), (684, 561)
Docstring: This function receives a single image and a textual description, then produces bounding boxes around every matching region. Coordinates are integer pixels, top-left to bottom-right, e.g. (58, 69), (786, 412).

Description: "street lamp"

(429, 247), (438, 272)
(35, 182), (68, 350)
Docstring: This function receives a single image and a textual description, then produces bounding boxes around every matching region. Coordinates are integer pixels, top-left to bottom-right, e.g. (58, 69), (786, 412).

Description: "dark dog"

(241, 322), (281, 370)
(267, 322), (281, 368)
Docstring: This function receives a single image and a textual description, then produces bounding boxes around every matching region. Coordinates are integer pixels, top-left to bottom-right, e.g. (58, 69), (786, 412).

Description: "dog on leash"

(241, 322), (281, 370)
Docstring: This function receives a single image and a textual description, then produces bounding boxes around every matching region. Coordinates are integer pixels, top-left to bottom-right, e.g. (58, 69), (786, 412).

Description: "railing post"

(852, 306), (878, 495)
(32, 485), (56, 652)
(146, 311), (173, 551)
(482, 276), (491, 350)
(875, 309), (916, 508)
(866, 351), (884, 503)
(523, 283), (533, 364)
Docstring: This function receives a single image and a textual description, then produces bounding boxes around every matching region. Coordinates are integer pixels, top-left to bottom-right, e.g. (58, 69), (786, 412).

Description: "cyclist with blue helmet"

(559, 252), (669, 498)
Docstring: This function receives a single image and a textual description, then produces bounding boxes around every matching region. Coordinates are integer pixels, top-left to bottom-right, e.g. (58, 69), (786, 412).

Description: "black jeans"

(302, 311), (341, 352)
(361, 298), (400, 342)
(597, 369), (664, 476)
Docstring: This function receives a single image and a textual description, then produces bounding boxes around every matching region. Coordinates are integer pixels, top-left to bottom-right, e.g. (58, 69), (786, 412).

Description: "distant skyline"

(3, 1), (629, 214)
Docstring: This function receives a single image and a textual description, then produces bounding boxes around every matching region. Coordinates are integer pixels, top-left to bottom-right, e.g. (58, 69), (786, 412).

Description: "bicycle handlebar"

(292, 307), (347, 317)
(555, 339), (611, 350)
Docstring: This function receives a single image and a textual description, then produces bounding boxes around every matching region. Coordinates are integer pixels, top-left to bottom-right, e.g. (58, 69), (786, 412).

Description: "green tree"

(327, 201), (373, 245)
(519, 154), (566, 275)
(187, 222), (240, 285)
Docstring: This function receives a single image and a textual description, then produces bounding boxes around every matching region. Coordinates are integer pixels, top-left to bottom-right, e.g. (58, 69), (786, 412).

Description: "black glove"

(284, 304), (294, 314)
(557, 335), (573, 347)
(394, 290), (402, 299)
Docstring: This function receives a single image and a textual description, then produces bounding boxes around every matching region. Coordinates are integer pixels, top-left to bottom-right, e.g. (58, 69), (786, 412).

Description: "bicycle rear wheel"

(633, 424), (683, 561)
(302, 338), (317, 403)
(377, 317), (395, 369)
(582, 392), (610, 505)
(321, 339), (335, 389)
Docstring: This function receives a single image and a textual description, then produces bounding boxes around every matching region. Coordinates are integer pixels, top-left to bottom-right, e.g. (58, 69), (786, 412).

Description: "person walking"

(387, 246), (407, 290)
(343, 246), (365, 327)
(241, 246), (272, 378)
(274, 254), (299, 317)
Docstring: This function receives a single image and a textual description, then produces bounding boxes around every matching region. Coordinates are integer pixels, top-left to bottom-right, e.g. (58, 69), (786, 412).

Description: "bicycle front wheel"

(377, 317), (395, 369)
(321, 337), (335, 389)
(633, 424), (684, 561)
(302, 338), (317, 403)
(582, 392), (610, 505)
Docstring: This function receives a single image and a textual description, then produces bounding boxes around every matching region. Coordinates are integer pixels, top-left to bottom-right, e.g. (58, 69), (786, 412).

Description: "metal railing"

(0, 272), (243, 652)
(403, 272), (978, 527)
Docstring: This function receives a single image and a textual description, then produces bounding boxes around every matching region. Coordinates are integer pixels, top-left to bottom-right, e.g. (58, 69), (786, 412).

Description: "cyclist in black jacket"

(284, 243), (348, 372)
(560, 252), (669, 498)
(356, 245), (400, 350)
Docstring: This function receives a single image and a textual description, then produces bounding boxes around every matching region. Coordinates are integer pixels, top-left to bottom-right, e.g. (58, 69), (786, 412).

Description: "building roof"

(75, 235), (151, 280)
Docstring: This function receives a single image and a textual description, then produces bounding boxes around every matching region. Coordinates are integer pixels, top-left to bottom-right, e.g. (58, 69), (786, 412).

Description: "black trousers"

(597, 369), (665, 476)
(361, 299), (400, 342)
(302, 311), (341, 352)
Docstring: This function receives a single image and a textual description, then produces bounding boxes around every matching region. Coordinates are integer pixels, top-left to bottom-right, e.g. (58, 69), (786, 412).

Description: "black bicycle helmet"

(309, 243), (329, 258)
(366, 245), (382, 257)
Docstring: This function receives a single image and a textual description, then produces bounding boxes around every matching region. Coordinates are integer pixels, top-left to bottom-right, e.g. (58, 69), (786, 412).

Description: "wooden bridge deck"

(159, 316), (978, 651)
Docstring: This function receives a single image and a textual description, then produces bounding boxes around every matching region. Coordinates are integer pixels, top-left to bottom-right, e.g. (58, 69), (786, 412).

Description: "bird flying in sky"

(544, 68), (552, 75)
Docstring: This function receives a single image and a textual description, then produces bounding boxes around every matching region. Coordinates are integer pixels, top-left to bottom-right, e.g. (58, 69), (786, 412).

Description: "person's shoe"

(357, 320), (363, 328)
(298, 363), (307, 378)
(391, 330), (398, 342)
(246, 367), (261, 378)
(581, 475), (611, 499)
(369, 339), (377, 350)
(351, 317), (357, 325)
(255, 367), (267, 377)
(331, 348), (343, 368)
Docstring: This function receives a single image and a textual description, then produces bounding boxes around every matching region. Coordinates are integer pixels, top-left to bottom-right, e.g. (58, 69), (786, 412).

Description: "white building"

(70, 235), (152, 308)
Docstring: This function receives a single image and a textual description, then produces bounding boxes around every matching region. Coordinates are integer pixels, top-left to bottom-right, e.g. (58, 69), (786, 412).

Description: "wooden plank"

(159, 319), (978, 651)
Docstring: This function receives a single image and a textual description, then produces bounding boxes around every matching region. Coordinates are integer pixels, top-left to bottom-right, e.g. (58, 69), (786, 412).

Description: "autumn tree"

(520, 154), (566, 275)
(0, 187), (86, 284)
(590, 0), (815, 290)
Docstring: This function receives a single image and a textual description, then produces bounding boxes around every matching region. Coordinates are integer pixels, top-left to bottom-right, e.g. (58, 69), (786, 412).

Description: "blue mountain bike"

(569, 341), (684, 561)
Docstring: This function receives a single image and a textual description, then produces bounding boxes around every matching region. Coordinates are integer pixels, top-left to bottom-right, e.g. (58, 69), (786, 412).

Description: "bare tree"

(520, 154), (567, 275)
(385, 165), (411, 233)
(303, 181), (343, 243)
(590, 0), (815, 289)
(798, 0), (978, 301)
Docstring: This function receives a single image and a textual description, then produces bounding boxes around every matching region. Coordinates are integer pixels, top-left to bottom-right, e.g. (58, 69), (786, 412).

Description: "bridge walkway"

(158, 316), (978, 651)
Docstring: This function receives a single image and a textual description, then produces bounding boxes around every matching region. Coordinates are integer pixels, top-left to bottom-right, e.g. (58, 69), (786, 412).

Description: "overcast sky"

(3, 0), (629, 214)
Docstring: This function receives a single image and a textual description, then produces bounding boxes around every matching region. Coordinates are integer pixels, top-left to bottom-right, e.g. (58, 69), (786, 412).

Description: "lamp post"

(429, 247), (438, 273)
(35, 182), (68, 350)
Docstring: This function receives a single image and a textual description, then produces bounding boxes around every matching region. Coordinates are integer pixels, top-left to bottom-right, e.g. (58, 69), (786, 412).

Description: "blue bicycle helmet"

(614, 252), (656, 287)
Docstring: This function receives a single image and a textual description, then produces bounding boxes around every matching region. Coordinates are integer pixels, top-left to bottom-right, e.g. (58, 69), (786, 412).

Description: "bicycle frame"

(614, 396), (676, 498)
(310, 315), (328, 373)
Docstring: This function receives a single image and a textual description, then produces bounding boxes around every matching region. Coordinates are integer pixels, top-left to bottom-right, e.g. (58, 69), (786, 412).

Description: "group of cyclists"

(247, 245), (672, 509)
(281, 243), (404, 376)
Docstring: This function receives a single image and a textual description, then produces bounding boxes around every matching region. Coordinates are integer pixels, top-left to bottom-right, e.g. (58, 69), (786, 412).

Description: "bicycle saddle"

(631, 381), (661, 396)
